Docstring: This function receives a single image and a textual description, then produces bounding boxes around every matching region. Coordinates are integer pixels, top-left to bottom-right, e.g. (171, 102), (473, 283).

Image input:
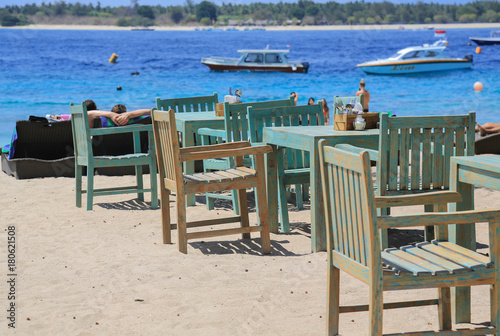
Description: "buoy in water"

(475, 47), (482, 54)
(474, 81), (483, 91)
(109, 53), (118, 63)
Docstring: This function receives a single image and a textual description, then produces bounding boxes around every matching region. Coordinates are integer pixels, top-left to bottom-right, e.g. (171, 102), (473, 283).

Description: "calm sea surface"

(1, 27), (499, 145)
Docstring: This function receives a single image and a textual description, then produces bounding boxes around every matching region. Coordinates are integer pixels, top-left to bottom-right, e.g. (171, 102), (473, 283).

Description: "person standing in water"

(356, 79), (370, 112)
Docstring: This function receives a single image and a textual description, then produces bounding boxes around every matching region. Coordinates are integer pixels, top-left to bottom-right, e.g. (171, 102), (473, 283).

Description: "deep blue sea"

(1, 27), (499, 145)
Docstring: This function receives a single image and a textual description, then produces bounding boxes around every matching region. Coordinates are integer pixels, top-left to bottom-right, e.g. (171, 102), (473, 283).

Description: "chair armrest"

(378, 209), (500, 229)
(90, 124), (152, 136)
(180, 145), (272, 162)
(335, 144), (379, 161)
(197, 128), (225, 138)
(375, 191), (462, 208)
(179, 141), (251, 154)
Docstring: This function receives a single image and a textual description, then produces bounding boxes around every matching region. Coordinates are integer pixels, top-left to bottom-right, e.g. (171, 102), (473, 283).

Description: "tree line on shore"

(1, 0), (500, 27)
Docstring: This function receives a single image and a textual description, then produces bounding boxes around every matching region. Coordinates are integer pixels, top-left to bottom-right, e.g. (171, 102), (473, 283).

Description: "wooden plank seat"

(247, 102), (324, 232)
(152, 108), (272, 254)
(318, 143), (500, 336)
(197, 96), (295, 214)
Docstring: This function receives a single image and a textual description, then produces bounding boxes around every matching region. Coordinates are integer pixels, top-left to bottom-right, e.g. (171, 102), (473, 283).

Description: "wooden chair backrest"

(378, 112), (476, 195)
(152, 109), (184, 192)
(247, 103), (323, 170)
(70, 102), (93, 164)
(333, 95), (364, 114)
(223, 96), (295, 142)
(319, 142), (379, 268)
(156, 93), (218, 113)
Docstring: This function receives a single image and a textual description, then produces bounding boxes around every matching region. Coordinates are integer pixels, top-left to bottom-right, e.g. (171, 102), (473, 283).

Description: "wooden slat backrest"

(319, 142), (379, 268)
(333, 95), (364, 114)
(247, 103), (324, 170)
(152, 109), (184, 191)
(70, 102), (93, 165)
(223, 96), (294, 143)
(156, 93), (218, 113)
(378, 112), (476, 195)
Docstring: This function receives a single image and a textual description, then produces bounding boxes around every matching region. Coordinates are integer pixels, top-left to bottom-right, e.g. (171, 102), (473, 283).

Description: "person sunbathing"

(85, 100), (151, 128)
(476, 122), (500, 137)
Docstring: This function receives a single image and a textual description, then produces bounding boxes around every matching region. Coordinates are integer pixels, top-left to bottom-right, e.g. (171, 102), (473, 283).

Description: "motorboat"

(469, 31), (500, 45)
(201, 47), (309, 73)
(356, 40), (472, 75)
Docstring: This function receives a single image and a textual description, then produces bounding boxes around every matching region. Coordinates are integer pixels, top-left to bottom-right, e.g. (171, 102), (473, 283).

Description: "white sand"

(0, 169), (496, 335)
(4, 22), (500, 31)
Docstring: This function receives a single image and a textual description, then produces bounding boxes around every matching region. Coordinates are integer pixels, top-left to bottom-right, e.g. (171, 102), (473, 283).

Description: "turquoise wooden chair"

(247, 102), (324, 233)
(156, 93), (218, 113)
(336, 112), (476, 247)
(197, 96), (295, 212)
(333, 94), (364, 114)
(152, 108), (272, 254)
(70, 102), (158, 211)
(319, 142), (500, 336)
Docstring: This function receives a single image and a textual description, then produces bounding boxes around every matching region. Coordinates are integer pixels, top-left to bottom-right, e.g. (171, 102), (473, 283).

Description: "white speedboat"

(201, 47), (309, 73)
(469, 31), (500, 45)
(357, 40), (472, 75)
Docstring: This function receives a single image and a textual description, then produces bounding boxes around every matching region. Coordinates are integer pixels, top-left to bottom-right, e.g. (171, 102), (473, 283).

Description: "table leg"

(266, 144), (279, 233)
(182, 124), (196, 206)
(310, 140), (326, 252)
(449, 162), (474, 323)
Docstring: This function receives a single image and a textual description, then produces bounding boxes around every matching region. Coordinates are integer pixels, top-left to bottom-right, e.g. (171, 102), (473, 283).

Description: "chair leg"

(232, 189), (240, 215)
(86, 166), (94, 211)
(206, 194), (215, 210)
(369, 281), (383, 336)
(136, 165), (144, 202)
(161, 188), (171, 244)
(149, 163), (158, 209)
(326, 265), (340, 336)
(438, 287), (452, 330)
(254, 181), (271, 255)
(492, 282), (500, 335)
(296, 184), (304, 210)
(237, 188), (250, 240)
(177, 193), (188, 254)
(75, 165), (83, 208)
(277, 149), (290, 233)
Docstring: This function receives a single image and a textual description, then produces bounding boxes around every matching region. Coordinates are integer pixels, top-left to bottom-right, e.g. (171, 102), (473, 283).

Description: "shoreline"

(3, 22), (500, 31)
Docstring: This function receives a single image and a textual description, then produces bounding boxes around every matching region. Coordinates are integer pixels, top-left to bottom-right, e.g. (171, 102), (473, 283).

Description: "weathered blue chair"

(247, 102), (324, 232)
(319, 142), (500, 336)
(156, 93), (219, 113)
(198, 96), (295, 212)
(70, 102), (158, 210)
(336, 112), (476, 247)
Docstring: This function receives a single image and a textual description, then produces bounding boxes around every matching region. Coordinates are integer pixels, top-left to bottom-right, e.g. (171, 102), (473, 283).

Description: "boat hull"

(202, 62), (308, 73)
(469, 37), (500, 46)
(357, 59), (472, 75)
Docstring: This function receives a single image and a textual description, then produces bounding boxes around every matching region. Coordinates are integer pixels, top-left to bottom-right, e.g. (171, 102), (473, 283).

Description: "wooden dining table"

(174, 111), (225, 206)
(263, 126), (379, 252)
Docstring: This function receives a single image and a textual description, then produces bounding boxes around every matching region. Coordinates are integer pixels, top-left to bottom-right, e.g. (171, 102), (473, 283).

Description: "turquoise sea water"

(1, 27), (499, 145)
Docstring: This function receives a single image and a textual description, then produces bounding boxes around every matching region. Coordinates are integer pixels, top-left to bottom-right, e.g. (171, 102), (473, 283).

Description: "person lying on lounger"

(476, 122), (500, 137)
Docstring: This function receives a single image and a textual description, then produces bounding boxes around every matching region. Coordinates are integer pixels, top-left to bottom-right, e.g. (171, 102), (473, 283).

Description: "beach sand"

(0, 170), (495, 335)
(4, 22), (500, 31)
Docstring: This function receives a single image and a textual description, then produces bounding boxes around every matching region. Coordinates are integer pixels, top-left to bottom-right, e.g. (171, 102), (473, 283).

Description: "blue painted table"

(450, 155), (500, 323)
(263, 126), (379, 252)
(175, 112), (225, 206)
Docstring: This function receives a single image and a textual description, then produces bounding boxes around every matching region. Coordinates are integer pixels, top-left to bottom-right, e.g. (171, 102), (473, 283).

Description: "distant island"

(1, 0), (500, 28)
